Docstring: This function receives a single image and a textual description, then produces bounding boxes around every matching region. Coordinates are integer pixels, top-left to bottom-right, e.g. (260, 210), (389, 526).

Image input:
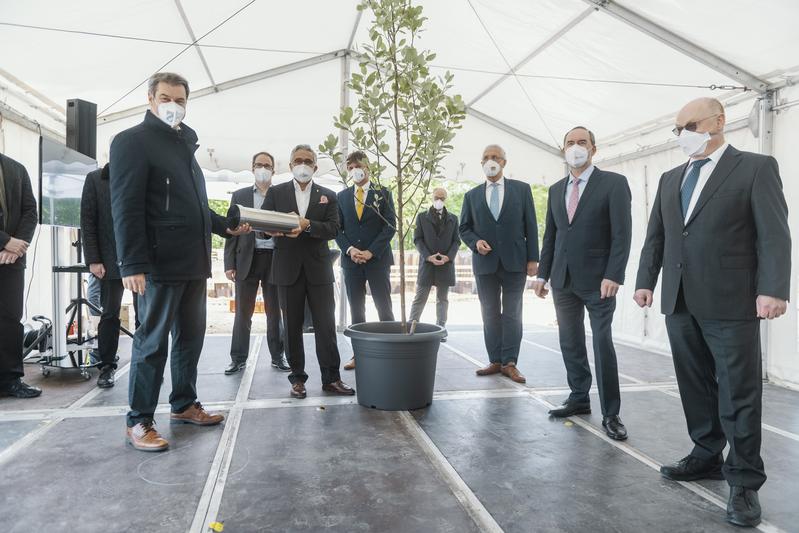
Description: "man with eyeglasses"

(634, 97), (791, 528)
(460, 144), (539, 384)
(263, 144), (353, 399)
(223, 151), (287, 375)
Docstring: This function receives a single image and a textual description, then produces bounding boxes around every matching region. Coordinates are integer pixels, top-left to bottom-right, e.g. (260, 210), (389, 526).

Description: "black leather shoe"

(224, 361), (246, 375)
(0, 379), (42, 399)
(271, 357), (290, 372)
(548, 400), (591, 417)
(660, 454), (724, 481)
(602, 415), (628, 440)
(726, 486), (761, 527)
(97, 366), (116, 389)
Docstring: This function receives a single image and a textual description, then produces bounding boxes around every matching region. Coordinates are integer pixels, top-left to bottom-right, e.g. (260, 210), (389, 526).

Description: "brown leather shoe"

(476, 362), (502, 376)
(322, 380), (355, 395)
(170, 402), (224, 426)
(501, 363), (526, 383)
(343, 357), (356, 370)
(127, 421), (169, 452)
(291, 382), (307, 399)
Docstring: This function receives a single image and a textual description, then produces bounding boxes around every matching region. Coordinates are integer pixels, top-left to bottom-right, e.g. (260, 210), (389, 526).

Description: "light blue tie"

(489, 183), (500, 220)
(681, 158), (711, 218)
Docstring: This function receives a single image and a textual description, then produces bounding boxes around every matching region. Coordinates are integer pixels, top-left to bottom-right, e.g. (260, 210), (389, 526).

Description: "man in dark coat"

(409, 187), (460, 340)
(0, 152), (40, 399)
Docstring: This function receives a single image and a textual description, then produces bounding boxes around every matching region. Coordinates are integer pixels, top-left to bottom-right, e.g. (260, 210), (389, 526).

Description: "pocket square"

(319, 195), (329, 204)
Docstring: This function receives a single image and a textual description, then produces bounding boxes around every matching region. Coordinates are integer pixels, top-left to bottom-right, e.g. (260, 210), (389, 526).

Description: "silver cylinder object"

(226, 204), (300, 233)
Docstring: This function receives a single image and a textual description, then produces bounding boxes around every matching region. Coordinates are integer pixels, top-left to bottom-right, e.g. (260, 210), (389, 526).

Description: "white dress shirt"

(293, 179), (313, 218)
(565, 165), (594, 202)
(682, 143), (729, 222)
(485, 176), (505, 210)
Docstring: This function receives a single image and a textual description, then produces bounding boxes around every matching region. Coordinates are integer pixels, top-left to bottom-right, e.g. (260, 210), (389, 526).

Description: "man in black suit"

(533, 127), (632, 440)
(263, 144), (354, 399)
(335, 150), (396, 370)
(634, 97), (791, 528)
(0, 152), (40, 399)
(410, 187), (460, 340)
(223, 151), (287, 375)
(460, 145), (539, 384)
(111, 72), (250, 451)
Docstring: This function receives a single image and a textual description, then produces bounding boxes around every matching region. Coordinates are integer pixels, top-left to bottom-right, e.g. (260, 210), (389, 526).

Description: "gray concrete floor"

(0, 328), (796, 533)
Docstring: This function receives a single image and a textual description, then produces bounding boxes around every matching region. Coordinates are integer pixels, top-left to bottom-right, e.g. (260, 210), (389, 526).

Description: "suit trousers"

(230, 250), (284, 363)
(97, 278), (124, 369)
(409, 283), (449, 326)
(475, 266), (526, 365)
(0, 266), (25, 384)
(551, 279), (621, 416)
(343, 266), (394, 325)
(278, 267), (341, 385)
(127, 279), (206, 426)
(665, 286), (766, 489)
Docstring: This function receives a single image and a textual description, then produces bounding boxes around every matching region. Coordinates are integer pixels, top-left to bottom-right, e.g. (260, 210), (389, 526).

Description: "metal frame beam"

(580, 0), (768, 93)
(466, 107), (562, 156)
(98, 49), (348, 125)
(174, 0), (218, 92)
(468, 7), (594, 107)
(0, 100), (65, 142)
(346, 10), (363, 51)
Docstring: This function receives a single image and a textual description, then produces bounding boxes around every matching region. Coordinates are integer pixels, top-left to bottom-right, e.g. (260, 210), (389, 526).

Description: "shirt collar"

(569, 165), (595, 183)
(486, 176), (505, 188)
(293, 179), (313, 194)
(355, 180), (371, 193)
(691, 142), (729, 165)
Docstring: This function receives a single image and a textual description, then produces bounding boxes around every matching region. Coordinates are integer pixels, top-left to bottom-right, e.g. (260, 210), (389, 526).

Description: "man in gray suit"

(635, 97), (791, 528)
(224, 151), (287, 375)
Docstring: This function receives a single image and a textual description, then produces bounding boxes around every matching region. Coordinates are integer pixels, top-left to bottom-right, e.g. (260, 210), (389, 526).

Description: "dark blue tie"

(681, 158), (711, 218)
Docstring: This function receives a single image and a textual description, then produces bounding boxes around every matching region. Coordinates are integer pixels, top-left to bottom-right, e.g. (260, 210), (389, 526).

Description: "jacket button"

(682, 231), (689, 237)
(676, 263), (682, 268)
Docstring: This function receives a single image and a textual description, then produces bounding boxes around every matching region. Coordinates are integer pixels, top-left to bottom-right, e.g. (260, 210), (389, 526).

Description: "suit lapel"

(286, 181), (300, 214)
(360, 187), (375, 223)
(304, 183), (323, 219)
(685, 146), (741, 227)
(242, 187), (254, 209)
(554, 177), (569, 225)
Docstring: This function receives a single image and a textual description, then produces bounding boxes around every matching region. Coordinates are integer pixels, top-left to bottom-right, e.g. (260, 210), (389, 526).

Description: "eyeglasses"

(672, 113), (720, 137)
(292, 158), (315, 166)
(481, 155), (504, 163)
(253, 162), (273, 170)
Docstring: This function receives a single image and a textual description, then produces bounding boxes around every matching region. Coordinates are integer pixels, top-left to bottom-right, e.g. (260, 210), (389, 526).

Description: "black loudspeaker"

(66, 99), (97, 159)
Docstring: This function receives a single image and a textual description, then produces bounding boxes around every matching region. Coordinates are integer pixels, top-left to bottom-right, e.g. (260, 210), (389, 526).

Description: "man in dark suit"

(263, 144), (354, 399)
(460, 145), (539, 384)
(410, 187), (460, 340)
(335, 150), (396, 370)
(533, 127), (632, 440)
(0, 152), (40, 399)
(111, 72), (250, 452)
(634, 98), (791, 528)
(223, 151), (287, 375)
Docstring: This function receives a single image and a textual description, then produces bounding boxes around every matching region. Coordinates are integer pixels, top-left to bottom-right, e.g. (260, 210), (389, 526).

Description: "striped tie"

(567, 178), (581, 223)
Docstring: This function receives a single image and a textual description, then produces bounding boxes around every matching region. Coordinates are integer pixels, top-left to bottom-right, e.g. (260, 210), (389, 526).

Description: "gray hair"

(483, 144), (506, 159)
(290, 144), (317, 163)
(148, 72), (190, 98)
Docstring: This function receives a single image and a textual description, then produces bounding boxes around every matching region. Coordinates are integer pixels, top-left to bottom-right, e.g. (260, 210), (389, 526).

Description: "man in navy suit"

(335, 151), (396, 370)
(460, 145), (539, 384)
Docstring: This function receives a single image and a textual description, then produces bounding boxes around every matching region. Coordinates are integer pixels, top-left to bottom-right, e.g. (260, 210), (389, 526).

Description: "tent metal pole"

(757, 90), (776, 380)
(465, 107), (562, 156)
(0, 100), (65, 143)
(174, 0), (219, 92)
(337, 54), (351, 332)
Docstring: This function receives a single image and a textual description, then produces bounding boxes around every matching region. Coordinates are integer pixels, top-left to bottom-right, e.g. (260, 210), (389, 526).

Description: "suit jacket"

(110, 111), (229, 281)
(335, 184), (396, 272)
(636, 145), (791, 320)
(224, 185), (275, 279)
(459, 178), (539, 275)
(80, 164), (122, 280)
(262, 180), (340, 286)
(538, 168), (632, 290)
(414, 208), (460, 287)
(0, 152), (38, 270)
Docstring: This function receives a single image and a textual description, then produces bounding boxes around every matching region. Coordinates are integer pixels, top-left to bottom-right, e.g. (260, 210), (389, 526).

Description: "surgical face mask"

(433, 199), (445, 211)
(483, 160), (501, 178)
(292, 164), (314, 183)
(677, 129), (711, 158)
(156, 101), (185, 128)
(564, 145), (589, 169)
(348, 168), (366, 184)
(254, 167), (273, 186)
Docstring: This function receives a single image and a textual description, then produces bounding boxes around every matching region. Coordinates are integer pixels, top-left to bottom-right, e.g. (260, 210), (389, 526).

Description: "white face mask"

(433, 199), (445, 211)
(483, 160), (501, 178)
(348, 168), (366, 184)
(254, 167), (273, 187)
(292, 164), (314, 183)
(564, 145), (590, 169)
(156, 101), (185, 128)
(677, 129), (711, 158)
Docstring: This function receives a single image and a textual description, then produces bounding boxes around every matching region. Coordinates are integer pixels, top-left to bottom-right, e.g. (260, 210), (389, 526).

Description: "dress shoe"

(0, 379), (42, 399)
(97, 366), (115, 389)
(501, 363), (526, 383)
(127, 421), (169, 452)
(271, 356), (290, 372)
(548, 400), (591, 417)
(224, 361), (246, 375)
(343, 357), (356, 370)
(170, 401), (224, 426)
(602, 415), (628, 440)
(291, 382), (307, 399)
(727, 486), (761, 527)
(323, 380), (356, 396)
(660, 454), (724, 481)
(476, 362), (501, 376)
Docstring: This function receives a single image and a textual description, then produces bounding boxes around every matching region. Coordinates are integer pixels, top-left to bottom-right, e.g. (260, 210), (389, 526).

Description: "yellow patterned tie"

(356, 186), (364, 220)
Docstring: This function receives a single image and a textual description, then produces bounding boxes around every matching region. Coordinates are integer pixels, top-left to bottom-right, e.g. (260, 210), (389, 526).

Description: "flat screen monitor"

(39, 136), (98, 228)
